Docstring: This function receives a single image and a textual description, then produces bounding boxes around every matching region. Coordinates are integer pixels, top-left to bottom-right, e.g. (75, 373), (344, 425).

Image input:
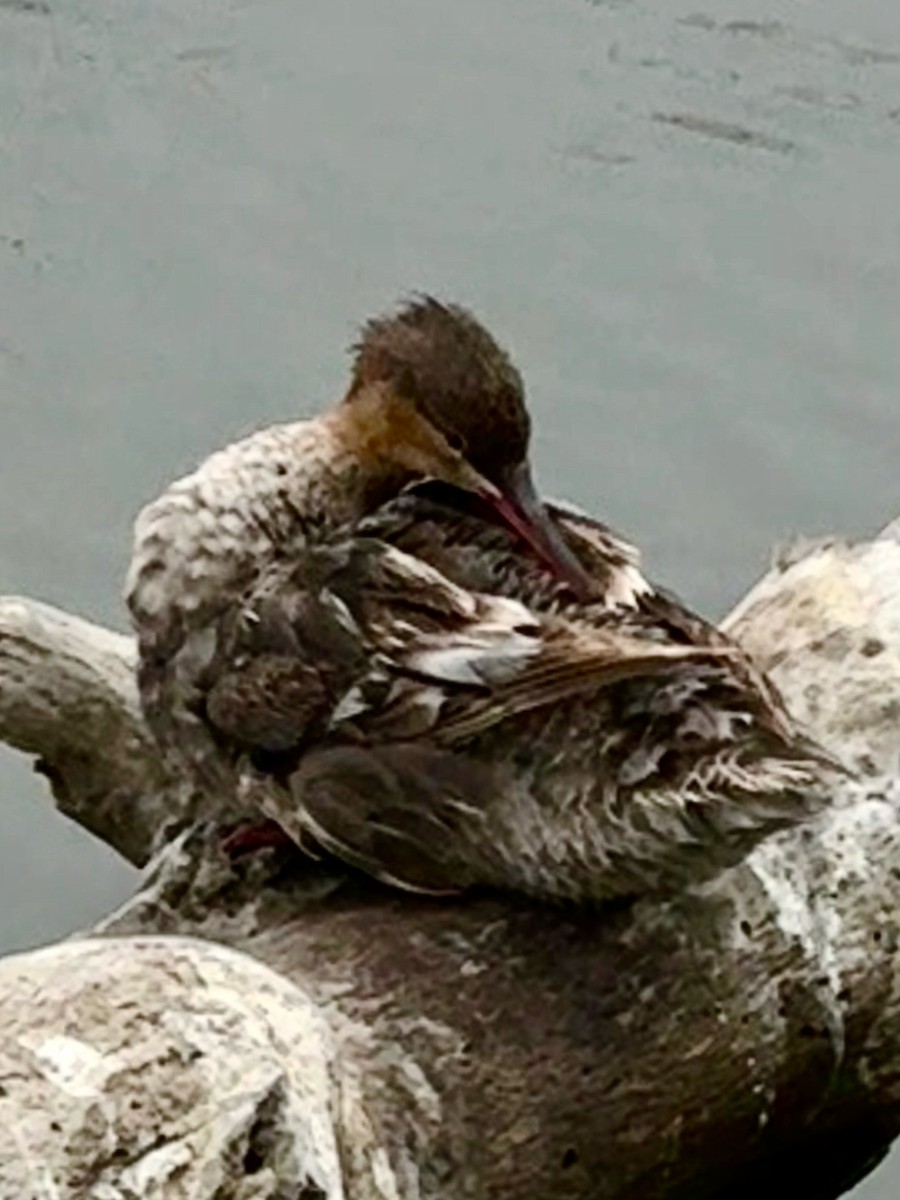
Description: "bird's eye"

(445, 431), (465, 453)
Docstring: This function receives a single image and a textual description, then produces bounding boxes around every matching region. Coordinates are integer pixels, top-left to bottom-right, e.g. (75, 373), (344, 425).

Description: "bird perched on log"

(125, 297), (838, 902)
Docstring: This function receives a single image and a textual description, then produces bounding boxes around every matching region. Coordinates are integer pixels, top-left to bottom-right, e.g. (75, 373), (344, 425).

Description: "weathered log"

(1, 531), (900, 1198)
(0, 598), (184, 866)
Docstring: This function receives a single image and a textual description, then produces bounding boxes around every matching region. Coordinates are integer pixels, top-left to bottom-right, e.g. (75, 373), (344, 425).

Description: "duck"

(126, 297), (838, 902)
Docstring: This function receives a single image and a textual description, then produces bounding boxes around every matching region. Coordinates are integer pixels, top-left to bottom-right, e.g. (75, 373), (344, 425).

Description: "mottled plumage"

(203, 493), (835, 899)
(126, 298), (839, 902)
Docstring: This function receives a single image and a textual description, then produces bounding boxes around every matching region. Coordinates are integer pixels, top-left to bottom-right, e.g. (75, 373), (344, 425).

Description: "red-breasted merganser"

(126, 298), (837, 901)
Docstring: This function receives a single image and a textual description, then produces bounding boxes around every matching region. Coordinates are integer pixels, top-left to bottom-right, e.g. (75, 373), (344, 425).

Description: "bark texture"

(2, 531), (900, 1198)
(0, 597), (185, 866)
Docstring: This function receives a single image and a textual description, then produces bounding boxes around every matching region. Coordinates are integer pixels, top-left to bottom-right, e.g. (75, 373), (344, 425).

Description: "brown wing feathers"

(199, 537), (739, 758)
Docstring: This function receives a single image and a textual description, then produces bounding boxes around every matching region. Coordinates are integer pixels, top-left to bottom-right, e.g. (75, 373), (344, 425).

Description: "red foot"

(222, 819), (294, 860)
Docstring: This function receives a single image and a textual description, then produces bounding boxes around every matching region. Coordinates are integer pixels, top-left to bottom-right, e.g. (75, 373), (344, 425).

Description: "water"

(1, 0), (898, 1192)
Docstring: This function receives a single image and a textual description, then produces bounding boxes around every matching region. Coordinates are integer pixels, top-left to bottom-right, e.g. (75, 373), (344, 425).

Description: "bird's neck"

(317, 386), (415, 523)
(125, 391), (413, 646)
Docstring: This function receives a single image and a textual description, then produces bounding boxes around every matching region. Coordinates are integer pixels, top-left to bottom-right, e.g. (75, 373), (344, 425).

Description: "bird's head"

(343, 297), (596, 600)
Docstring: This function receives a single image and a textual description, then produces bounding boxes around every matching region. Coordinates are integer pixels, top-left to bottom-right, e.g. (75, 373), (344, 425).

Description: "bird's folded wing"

(321, 540), (739, 746)
(234, 539), (835, 900)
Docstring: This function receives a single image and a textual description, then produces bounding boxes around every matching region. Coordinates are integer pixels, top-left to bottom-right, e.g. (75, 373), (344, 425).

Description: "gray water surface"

(2, 0), (899, 1193)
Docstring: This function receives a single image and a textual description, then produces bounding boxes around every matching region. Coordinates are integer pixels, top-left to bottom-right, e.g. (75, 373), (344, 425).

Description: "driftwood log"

(2, 523), (900, 1199)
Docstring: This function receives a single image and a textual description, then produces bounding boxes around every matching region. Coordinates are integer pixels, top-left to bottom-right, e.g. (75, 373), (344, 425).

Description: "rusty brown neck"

(320, 384), (419, 519)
